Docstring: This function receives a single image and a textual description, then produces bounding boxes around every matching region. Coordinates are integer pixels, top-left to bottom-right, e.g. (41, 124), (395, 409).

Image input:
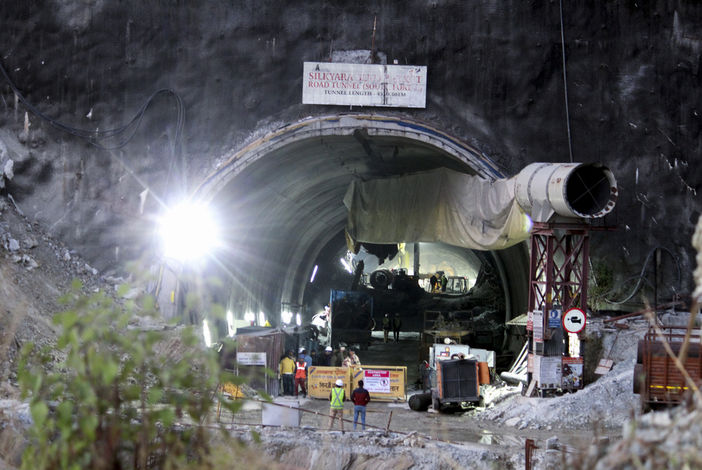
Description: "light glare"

(159, 202), (220, 262)
(340, 257), (353, 274)
(203, 319), (212, 348)
(226, 310), (235, 337)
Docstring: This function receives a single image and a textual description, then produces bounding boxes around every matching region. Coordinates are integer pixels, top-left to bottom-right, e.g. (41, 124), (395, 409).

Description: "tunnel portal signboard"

(302, 62), (427, 108)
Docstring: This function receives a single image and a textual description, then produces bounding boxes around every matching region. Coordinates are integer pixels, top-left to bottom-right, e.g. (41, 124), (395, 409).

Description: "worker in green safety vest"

(328, 379), (345, 431)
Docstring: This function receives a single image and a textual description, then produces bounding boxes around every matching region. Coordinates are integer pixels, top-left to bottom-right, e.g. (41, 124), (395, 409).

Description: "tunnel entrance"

(190, 114), (529, 357)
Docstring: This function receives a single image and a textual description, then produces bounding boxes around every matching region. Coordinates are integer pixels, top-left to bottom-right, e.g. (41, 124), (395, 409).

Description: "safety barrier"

(307, 366), (352, 399)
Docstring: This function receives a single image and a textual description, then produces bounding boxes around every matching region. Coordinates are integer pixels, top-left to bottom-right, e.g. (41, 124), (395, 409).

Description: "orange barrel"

(478, 362), (490, 385)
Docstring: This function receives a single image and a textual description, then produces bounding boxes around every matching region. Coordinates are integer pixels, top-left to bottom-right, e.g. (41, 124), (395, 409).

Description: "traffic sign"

(563, 308), (586, 334)
(548, 307), (562, 328)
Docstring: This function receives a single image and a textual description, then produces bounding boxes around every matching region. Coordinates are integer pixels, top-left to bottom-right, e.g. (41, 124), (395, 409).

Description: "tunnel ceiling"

(0, 1), (698, 325)
(203, 115), (496, 316)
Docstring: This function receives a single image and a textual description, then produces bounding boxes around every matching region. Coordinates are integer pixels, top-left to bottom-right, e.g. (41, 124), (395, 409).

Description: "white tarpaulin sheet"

(343, 168), (531, 251)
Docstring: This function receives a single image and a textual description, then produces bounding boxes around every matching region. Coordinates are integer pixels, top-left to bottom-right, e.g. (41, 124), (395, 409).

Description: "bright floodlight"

(158, 201), (220, 262)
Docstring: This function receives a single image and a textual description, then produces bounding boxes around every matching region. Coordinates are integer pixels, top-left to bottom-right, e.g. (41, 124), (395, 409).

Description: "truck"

(409, 342), (493, 412)
(634, 324), (702, 410)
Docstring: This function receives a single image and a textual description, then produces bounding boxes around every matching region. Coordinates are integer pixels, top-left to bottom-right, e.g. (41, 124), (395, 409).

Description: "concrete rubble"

(229, 426), (509, 470)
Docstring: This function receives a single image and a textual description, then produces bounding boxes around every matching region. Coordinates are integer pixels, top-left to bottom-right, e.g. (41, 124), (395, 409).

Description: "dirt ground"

(218, 332), (622, 458)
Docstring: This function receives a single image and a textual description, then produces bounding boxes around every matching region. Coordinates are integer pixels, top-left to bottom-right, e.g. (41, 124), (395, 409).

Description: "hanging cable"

(0, 58), (184, 152)
(604, 246), (681, 305)
(559, 0), (574, 163)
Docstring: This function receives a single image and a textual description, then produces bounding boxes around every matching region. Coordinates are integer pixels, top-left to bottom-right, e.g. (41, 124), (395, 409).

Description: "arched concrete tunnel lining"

(193, 114), (528, 331)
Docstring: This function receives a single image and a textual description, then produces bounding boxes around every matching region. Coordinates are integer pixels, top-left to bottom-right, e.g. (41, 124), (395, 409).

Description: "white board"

(237, 352), (267, 366)
(302, 62), (427, 108)
(364, 369), (391, 393)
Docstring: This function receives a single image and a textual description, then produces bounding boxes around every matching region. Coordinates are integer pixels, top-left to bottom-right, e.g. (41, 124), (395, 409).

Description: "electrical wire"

(602, 246), (682, 305)
(558, 0), (574, 163)
(0, 57), (185, 152)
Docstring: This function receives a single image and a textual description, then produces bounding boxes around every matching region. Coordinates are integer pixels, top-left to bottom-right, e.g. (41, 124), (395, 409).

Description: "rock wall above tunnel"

(0, 1), (699, 304)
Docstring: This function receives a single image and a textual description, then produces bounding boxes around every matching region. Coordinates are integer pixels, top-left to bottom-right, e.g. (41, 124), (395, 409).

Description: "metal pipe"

(514, 162), (618, 222)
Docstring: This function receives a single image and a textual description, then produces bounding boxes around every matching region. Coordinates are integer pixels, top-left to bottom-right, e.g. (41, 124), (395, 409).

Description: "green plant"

(18, 279), (245, 470)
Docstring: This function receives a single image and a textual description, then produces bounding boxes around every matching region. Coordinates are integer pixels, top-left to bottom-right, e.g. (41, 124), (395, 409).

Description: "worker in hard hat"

(321, 345), (333, 366)
(328, 378), (345, 431)
(294, 354), (308, 397)
(332, 346), (345, 367)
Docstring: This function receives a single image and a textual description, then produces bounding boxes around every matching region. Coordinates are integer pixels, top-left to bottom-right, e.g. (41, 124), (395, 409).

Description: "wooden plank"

(525, 378), (537, 397)
(594, 359), (614, 375)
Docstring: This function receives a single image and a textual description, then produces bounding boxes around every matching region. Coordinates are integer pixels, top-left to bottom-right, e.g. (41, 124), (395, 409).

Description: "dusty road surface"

(217, 331), (625, 466)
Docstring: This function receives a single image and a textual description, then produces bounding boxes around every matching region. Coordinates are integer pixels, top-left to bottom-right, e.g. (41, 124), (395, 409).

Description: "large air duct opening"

(515, 162), (618, 222)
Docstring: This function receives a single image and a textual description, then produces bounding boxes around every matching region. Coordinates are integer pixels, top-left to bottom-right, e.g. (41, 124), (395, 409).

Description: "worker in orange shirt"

(294, 355), (307, 397)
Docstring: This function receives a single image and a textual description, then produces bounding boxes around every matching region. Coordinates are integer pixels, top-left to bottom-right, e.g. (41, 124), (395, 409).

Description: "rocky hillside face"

(0, 1), (699, 300)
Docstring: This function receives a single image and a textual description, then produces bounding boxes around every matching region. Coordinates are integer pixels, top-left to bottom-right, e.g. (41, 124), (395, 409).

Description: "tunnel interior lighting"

(258, 311), (266, 326)
(244, 311), (255, 325)
(203, 319), (213, 348)
(281, 310), (293, 325)
(310, 264), (318, 283)
(340, 257), (353, 274)
(226, 310), (235, 337)
(295, 313), (302, 326)
(158, 201), (221, 262)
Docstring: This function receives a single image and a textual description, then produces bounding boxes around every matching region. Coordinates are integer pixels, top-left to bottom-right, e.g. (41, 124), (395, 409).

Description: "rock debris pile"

(475, 359), (639, 431)
(591, 399), (702, 469)
(231, 426), (510, 470)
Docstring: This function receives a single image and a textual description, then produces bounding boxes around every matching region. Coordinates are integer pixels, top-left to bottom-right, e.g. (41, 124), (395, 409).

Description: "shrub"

(18, 279), (245, 470)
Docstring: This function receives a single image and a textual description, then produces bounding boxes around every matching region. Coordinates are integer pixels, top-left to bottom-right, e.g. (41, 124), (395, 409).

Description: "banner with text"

(363, 369), (391, 393)
(302, 62), (427, 108)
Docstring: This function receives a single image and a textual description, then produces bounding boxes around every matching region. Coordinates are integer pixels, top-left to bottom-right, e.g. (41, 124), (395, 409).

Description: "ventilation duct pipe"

(514, 162), (617, 223)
